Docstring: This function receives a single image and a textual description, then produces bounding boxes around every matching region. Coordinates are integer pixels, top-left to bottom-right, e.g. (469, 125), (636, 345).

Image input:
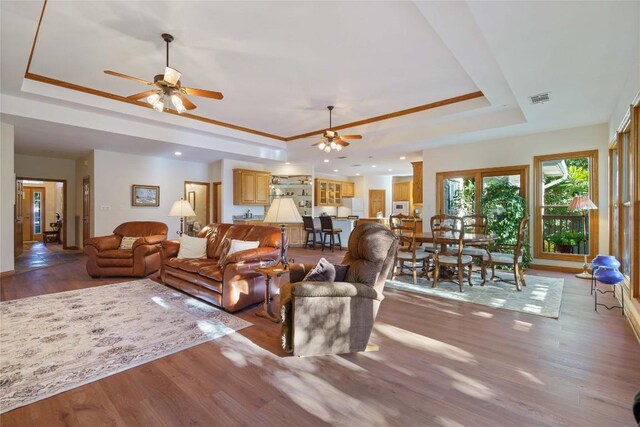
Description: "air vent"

(337, 156), (347, 159)
(352, 164), (361, 167)
(529, 92), (552, 105)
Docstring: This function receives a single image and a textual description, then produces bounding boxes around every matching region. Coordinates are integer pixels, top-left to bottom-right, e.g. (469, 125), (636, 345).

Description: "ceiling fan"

(312, 106), (362, 153)
(104, 33), (223, 114)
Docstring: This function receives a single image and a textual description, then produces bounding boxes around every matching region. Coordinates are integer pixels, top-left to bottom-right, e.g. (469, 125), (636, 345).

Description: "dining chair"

(320, 215), (342, 252)
(485, 217), (529, 291)
(426, 214), (458, 255)
(461, 215), (490, 284)
(431, 216), (473, 292)
(390, 215), (429, 284)
(302, 215), (321, 249)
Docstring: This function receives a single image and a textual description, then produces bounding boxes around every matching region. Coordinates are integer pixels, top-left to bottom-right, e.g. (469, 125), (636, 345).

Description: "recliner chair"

(280, 222), (399, 356)
(84, 221), (168, 277)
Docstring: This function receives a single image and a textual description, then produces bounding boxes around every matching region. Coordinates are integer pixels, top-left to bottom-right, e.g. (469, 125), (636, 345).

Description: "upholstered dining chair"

(425, 214), (459, 255)
(485, 217), (529, 291)
(461, 215), (491, 284)
(390, 214), (429, 284)
(280, 222), (399, 357)
(431, 217), (473, 292)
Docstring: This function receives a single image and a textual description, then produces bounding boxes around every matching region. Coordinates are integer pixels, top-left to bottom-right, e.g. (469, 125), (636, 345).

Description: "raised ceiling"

(1, 1), (638, 175)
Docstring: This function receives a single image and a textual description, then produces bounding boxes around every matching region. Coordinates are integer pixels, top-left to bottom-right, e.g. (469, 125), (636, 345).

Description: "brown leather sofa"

(84, 221), (168, 278)
(160, 223), (281, 312)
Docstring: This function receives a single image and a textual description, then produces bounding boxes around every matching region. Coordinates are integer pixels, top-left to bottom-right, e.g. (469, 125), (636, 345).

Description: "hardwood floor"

(1, 249), (639, 426)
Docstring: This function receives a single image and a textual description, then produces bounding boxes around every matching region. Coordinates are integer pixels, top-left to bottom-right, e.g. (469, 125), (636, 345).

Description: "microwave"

(392, 201), (410, 215)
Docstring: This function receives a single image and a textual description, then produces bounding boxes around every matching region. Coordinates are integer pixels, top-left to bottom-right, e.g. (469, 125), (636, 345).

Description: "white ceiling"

(1, 1), (638, 175)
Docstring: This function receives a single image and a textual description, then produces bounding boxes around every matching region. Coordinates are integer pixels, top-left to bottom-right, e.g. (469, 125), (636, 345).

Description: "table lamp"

(168, 198), (197, 236)
(568, 194), (598, 279)
(264, 198), (302, 269)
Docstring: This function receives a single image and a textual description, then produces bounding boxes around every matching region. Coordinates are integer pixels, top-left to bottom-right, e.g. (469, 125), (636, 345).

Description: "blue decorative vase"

(593, 266), (624, 285)
(591, 254), (621, 270)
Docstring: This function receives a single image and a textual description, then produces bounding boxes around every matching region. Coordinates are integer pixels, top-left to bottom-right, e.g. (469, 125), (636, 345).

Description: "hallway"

(14, 242), (83, 275)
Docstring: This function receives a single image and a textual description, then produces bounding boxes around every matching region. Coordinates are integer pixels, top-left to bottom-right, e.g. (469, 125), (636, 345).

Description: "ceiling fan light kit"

(313, 106), (362, 153)
(104, 33), (223, 114)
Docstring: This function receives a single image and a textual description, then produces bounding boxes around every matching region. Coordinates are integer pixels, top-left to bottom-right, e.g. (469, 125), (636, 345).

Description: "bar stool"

(302, 215), (321, 249)
(593, 265), (624, 315)
(590, 255), (620, 295)
(320, 215), (342, 252)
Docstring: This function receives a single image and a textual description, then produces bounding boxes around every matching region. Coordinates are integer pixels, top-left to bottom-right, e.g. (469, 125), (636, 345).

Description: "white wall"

(353, 175), (393, 217)
(15, 154), (77, 247)
(421, 123), (609, 267)
(209, 160), (222, 183)
(0, 123), (15, 273)
(93, 150), (209, 238)
(220, 159), (267, 222)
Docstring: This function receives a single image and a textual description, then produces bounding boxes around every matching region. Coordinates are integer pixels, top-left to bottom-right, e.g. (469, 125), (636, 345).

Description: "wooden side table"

(255, 265), (289, 323)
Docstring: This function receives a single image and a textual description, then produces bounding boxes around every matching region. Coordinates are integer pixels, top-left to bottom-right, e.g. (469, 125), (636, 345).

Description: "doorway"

(184, 181), (211, 235)
(369, 189), (386, 217)
(83, 176), (90, 245)
(22, 186), (46, 242)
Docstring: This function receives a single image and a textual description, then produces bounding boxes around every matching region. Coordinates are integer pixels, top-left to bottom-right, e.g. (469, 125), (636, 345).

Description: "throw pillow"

(334, 264), (349, 282)
(303, 257), (336, 282)
(177, 234), (208, 259)
(218, 239), (260, 267)
(119, 236), (138, 250)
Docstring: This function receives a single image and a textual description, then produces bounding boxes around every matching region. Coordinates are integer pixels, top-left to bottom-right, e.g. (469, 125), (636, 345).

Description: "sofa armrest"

(84, 235), (121, 252)
(290, 281), (380, 300)
(161, 240), (180, 259)
(224, 259), (277, 276)
(224, 247), (280, 265)
(133, 234), (167, 250)
(133, 244), (160, 258)
(288, 263), (316, 283)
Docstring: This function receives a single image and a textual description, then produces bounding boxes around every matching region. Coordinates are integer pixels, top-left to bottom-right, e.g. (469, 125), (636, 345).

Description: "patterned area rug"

(386, 271), (564, 319)
(0, 279), (251, 413)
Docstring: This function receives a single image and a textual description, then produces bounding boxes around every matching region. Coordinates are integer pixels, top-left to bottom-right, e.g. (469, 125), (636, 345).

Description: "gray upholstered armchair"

(280, 222), (399, 357)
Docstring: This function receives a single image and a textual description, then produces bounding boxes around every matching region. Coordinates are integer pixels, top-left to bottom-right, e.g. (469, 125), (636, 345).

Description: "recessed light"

(285, 162), (290, 165)
(388, 169), (393, 172)
(356, 173), (360, 176)
(174, 151), (182, 156)
(399, 156), (406, 160)
(372, 165), (377, 168)
(324, 159), (329, 163)
(333, 169), (339, 172)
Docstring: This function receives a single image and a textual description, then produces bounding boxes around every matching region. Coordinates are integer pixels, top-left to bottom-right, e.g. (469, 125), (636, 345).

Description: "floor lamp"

(263, 198), (302, 269)
(168, 199), (197, 236)
(568, 195), (598, 279)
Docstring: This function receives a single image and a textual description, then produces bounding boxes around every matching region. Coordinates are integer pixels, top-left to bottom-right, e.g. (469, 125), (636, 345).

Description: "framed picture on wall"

(132, 185), (160, 207)
(187, 191), (196, 210)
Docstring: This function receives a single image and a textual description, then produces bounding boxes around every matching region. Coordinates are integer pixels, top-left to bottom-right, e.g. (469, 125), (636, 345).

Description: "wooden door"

(255, 173), (269, 205)
(369, 189), (386, 217)
(82, 176), (90, 245)
(212, 182), (221, 223)
(14, 180), (23, 256)
(22, 187), (45, 242)
(412, 161), (423, 204)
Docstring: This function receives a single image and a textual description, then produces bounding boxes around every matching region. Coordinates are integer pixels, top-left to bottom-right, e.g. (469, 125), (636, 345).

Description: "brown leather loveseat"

(160, 223), (281, 312)
(84, 221), (168, 277)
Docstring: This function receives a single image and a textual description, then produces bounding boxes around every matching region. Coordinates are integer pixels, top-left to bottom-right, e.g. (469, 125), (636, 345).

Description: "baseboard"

(529, 263), (582, 274)
(0, 270), (16, 278)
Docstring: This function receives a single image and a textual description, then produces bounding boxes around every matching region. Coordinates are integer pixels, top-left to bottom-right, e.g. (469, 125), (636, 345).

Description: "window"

(533, 151), (598, 261)
(33, 191), (42, 235)
(437, 165), (528, 216)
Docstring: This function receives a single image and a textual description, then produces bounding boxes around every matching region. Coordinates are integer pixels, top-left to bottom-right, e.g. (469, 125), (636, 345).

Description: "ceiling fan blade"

(175, 93), (197, 110)
(336, 139), (351, 147)
(183, 87), (224, 100)
(127, 90), (159, 101)
(104, 70), (153, 85)
(340, 135), (362, 140)
(164, 66), (182, 86)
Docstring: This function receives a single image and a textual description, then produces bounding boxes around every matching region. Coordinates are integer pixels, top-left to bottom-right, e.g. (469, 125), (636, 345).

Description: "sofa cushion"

(177, 235), (207, 259)
(199, 265), (224, 281)
(303, 257), (336, 282)
(167, 258), (218, 273)
(97, 249), (133, 259)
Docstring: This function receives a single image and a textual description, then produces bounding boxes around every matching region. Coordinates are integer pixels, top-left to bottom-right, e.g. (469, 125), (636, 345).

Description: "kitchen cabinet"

(392, 182), (412, 201)
(314, 179), (354, 206)
(412, 161), (423, 204)
(233, 169), (271, 205)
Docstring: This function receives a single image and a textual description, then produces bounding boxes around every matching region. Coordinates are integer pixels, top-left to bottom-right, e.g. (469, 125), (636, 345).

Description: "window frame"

(533, 150), (599, 262)
(435, 165), (529, 216)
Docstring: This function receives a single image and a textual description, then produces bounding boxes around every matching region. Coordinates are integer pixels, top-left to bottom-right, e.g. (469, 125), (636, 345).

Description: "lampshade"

(568, 195), (598, 211)
(168, 199), (196, 217)
(264, 198), (303, 223)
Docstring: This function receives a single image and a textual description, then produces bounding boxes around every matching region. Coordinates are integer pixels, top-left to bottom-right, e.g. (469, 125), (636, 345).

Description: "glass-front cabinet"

(269, 175), (313, 217)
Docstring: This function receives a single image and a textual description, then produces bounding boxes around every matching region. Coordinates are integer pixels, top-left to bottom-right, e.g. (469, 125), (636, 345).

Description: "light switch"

(100, 205), (111, 210)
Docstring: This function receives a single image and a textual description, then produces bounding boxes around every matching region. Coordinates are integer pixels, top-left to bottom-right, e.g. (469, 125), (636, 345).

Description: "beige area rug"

(0, 279), (251, 413)
(386, 271), (564, 319)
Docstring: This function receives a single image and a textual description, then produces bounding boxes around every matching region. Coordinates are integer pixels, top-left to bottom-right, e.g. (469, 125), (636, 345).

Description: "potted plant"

(547, 231), (584, 253)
